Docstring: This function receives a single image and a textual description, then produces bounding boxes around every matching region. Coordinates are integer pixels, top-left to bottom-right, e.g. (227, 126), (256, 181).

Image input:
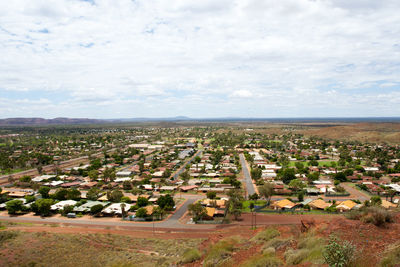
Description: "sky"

(1, 0), (400, 119)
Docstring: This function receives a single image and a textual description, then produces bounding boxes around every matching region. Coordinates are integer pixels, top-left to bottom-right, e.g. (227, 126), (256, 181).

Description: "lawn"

(242, 200), (267, 212)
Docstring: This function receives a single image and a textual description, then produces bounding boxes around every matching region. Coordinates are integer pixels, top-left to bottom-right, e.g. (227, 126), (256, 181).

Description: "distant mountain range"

(0, 116), (399, 125)
(0, 117), (106, 125)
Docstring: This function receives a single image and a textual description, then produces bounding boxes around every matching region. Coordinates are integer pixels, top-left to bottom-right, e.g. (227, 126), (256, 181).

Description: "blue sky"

(0, 0), (400, 119)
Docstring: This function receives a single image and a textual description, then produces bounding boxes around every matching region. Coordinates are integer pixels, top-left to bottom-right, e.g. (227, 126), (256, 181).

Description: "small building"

(272, 199), (296, 210)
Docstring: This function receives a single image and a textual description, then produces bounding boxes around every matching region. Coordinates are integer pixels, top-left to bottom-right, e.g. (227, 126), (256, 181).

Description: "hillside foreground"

(1, 212), (400, 267)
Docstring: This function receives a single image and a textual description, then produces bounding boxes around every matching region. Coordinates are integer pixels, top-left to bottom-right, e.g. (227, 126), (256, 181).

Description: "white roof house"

(32, 175), (55, 182)
(51, 200), (77, 210)
(114, 177), (132, 183)
(102, 203), (132, 215)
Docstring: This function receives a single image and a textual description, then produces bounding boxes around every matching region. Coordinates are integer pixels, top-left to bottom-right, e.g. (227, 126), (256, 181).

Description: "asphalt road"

(172, 150), (203, 180)
(0, 195), (209, 230)
(239, 153), (256, 197)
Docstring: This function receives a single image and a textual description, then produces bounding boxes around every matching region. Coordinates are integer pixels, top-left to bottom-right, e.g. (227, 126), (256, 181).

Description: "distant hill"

(0, 117), (105, 125)
(0, 116), (399, 126)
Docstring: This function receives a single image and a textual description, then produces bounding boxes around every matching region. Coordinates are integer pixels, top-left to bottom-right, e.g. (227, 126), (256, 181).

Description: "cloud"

(230, 90), (253, 98)
(0, 0), (400, 118)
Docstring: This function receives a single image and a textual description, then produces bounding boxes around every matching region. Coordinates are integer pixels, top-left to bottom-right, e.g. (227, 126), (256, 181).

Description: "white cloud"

(230, 90), (253, 98)
(0, 0), (400, 118)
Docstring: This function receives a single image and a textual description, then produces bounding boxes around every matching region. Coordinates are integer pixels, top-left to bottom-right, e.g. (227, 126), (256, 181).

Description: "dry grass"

(0, 231), (203, 267)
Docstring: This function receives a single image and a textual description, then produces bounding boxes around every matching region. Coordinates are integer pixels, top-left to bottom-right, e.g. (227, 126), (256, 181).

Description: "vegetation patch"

(203, 237), (242, 267)
(284, 231), (325, 265)
(180, 248), (201, 264)
(346, 206), (394, 227)
(250, 228), (280, 244)
(380, 242), (400, 267)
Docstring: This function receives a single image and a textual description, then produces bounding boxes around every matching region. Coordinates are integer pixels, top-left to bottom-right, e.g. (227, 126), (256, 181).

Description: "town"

(1, 123), (400, 265)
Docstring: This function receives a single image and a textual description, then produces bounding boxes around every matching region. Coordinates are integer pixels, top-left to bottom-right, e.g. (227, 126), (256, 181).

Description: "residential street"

(0, 194), (211, 230)
(239, 153), (256, 197)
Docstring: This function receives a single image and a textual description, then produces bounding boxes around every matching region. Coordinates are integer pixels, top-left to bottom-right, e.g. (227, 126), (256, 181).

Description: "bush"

(380, 242), (400, 267)
(323, 235), (355, 267)
(264, 238), (292, 250)
(251, 228), (280, 243)
(203, 237), (240, 267)
(347, 206), (393, 227)
(0, 231), (19, 244)
(284, 233), (325, 265)
(180, 248), (201, 263)
(241, 253), (282, 267)
(90, 204), (104, 216)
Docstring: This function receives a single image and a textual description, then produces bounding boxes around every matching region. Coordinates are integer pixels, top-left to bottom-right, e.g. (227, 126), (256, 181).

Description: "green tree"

(108, 190), (123, 203)
(61, 205), (74, 216)
(188, 202), (207, 222)
(281, 168), (296, 184)
(136, 207), (148, 218)
(54, 188), (69, 200)
(87, 187), (100, 201)
(88, 169), (99, 180)
(67, 188), (81, 200)
(258, 182), (274, 205)
(288, 179), (305, 192)
(38, 186), (50, 198)
(90, 204), (104, 216)
(6, 199), (23, 215)
(226, 189), (244, 221)
(206, 191), (217, 199)
(34, 199), (54, 216)
(137, 196), (149, 207)
(370, 195), (382, 206)
(157, 194), (175, 210)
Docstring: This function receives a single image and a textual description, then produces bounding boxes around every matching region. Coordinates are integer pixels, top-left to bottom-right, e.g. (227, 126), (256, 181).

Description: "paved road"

(0, 195), (209, 230)
(341, 183), (370, 202)
(239, 154), (256, 197)
(172, 150), (203, 180)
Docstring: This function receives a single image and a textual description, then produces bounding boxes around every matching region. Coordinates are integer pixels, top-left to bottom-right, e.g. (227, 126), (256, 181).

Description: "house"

(179, 185), (198, 192)
(73, 201), (110, 213)
(32, 175), (55, 182)
(309, 199), (331, 210)
(102, 203), (132, 215)
(336, 200), (357, 212)
(51, 200), (77, 211)
(272, 199), (296, 210)
(206, 207), (216, 217)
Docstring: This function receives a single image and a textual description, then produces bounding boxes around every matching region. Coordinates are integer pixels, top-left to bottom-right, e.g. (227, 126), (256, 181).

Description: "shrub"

(241, 253), (282, 267)
(285, 248), (311, 265)
(323, 235), (355, 267)
(180, 248), (201, 263)
(90, 204), (104, 216)
(251, 228), (280, 243)
(203, 237), (240, 267)
(345, 206), (393, 227)
(284, 233), (325, 265)
(264, 238), (292, 250)
(380, 242), (400, 267)
(0, 231), (19, 244)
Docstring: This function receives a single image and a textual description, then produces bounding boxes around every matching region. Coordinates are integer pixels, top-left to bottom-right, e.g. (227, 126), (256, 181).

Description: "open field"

(300, 122), (400, 144)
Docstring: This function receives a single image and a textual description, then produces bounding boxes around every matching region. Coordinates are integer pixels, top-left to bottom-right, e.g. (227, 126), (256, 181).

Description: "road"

(341, 183), (371, 202)
(172, 150), (203, 180)
(239, 153), (256, 197)
(0, 195), (209, 230)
